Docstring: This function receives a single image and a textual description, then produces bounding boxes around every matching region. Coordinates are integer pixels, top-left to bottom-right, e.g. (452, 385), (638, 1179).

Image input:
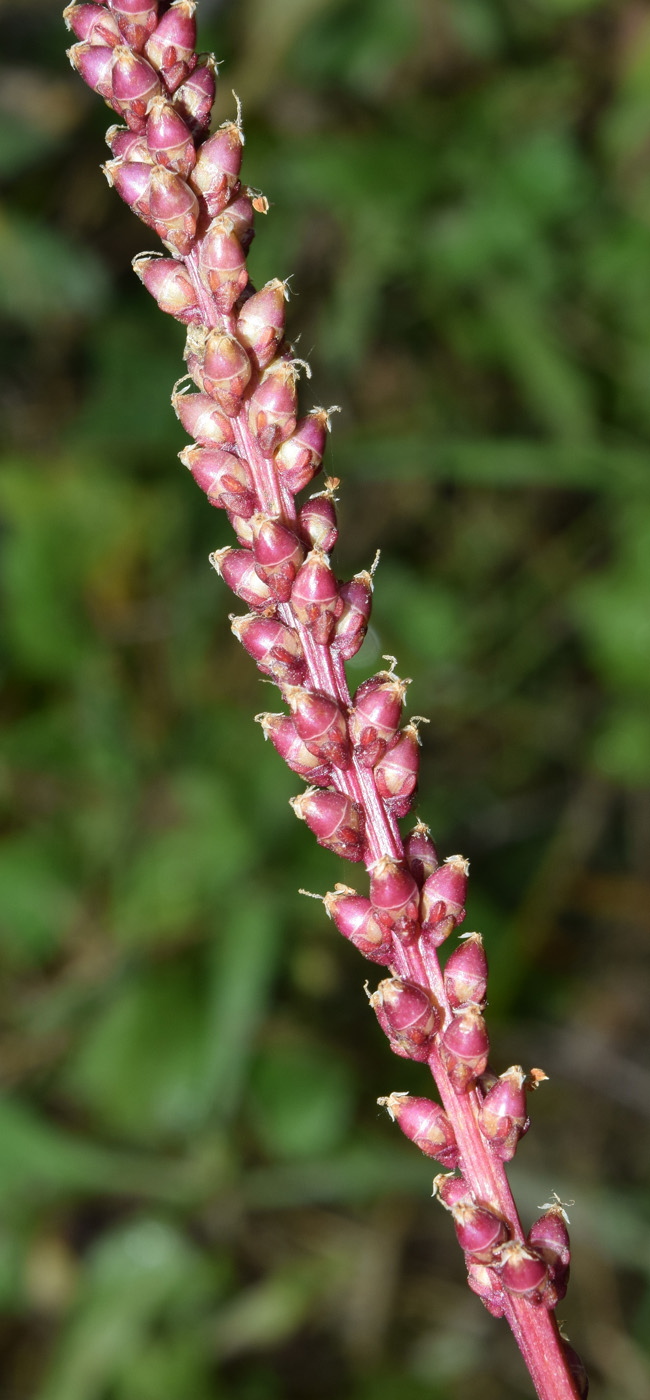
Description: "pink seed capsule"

(103, 157), (153, 220)
(67, 42), (116, 103)
(198, 215), (248, 313)
(440, 1005), (490, 1094)
(370, 978), (439, 1062)
(145, 95), (195, 176)
(106, 123), (151, 160)
(173, 54), (216, 134)
(378, 1092), (459, 1168)
(145, 0), (197, 92)
(467, 1263), (506, 1318)
(107, 0), (158, 51)
(110, 46), (161, 133)
(185, 327), (251, 415)
(190, 120), (244, 217)
(210, 547), (274, 611)
(479, 1066), (529, 1162)
(452, 1200), (509, 1264)
(180, 445), (256, 517)
(148, 166), (198, 254)
(231, 615), (305, 685)
(290, 788), (365, 862)
(528, 1207), (570, 1304)
(249, 360), (300, 458)
(404, 821), (439, 888)
(64, 4), (122, 47)
(323, 885), (392, 965)
(171, 382), (236, 447)
(332, 570), (373, 660)
(433, 1172), (471, 1212)
(225, 187), (259, 252)
(252, 516), (305, 603)
(298, 482), (338, 552)
(562, 1343), (589, 1399)
(373, 722), (421, 818)
(255, 713), (331, 785)
(132, 255), (199, 323)
(290, 549), (343, 645)
(349, 667), (410, 769)
(444, 932), (488, 1008)
(236, 279), (288, 371)
(369, 856), (420, 941)
(420, 855), (469, 947)
(495, 1241), (549, 1303)
(274, 407), (331, 493)
(284, 686), (351, 771)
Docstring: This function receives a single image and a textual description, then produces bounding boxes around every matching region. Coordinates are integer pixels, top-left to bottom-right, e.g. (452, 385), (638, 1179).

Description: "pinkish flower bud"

(108, 0), (158, 51)
(132, 254), (199, 323)
(171, 381), (236, 447)
(349, 665), (410, 768)
(173, 54), (216, 135)
(249, 360), (302, 458)
(252, 516), (305, 603)
(323, 885), (392, 965)
(298, 481), (338, 552)
(378, 1092), (459, 1168)
(103, 157), (153, 220)
(444, 932), (488, 1009)
(64, 4), (122, 46)
(190, 119), (244, 216)
(433, 1172), (471, 1212)
(106, 123), (151, 160)
(225, 187), (259, 252)
(369, 856), (420, 940)
(452, 1200), (509, 1263)
(373, 722), (421, 818)
(370, 977), (439, 1062)
(145, 1), (197, 92)
(198, 215), (248, 313)
(290, 549), (343, 645)
(185, 326), (251, 415)
(148, 166), (198, 254)
(495, 1241), (548, 1303)
(440, 1005), (489, 1094)
(210, 546), (273, 610)
(256, 713), (331, 785)
(231, 615), (305, 685)
(180, 444), (256, 517)
(145, 95), (195, 176)
(528, 1206), (570, 1304)
(284, 686), (351, 771)
(332, 570), (373, 661)
(274, 407), (332, 493)
(404, 820), (439, 888)
(67, 42), (116, 102)
(562, 1343), (588, 1398)
(420, 855), (469, 947)
(291, 788), (365, 862)
(110, 45), (161, 133)
(236, 279), (288, 371)
(466, 1263), (505, 1318)
(478, 1066), (529, 1162)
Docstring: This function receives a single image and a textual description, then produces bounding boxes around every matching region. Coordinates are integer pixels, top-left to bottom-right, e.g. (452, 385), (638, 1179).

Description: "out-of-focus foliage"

(1, 0), (649, 1396)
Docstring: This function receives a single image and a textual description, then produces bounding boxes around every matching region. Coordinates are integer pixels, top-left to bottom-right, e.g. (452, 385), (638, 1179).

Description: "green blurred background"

(1, 0), (650, 1395)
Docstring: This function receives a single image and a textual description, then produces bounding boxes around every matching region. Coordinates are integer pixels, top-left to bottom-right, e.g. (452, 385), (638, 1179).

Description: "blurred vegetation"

(1, 0), (650, 1395)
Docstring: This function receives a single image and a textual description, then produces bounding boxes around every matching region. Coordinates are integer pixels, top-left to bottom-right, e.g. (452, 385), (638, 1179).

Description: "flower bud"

(148, 166), (198, 254)
(110, 45), (161, 132)
(440, 1005), (489, 1094)
(171, 381), (235, 447)
(369, 856), (420, 941)
(199, 216), (248, 311)
(378, 1092), (459, 1168)
(255, 713), (331, 785)
(466, 1263), (505, 1318)
(249, 360), (302, 457)
(284, 686), (351, 771)
(106, 123), (151, 160)
(145, 95), (195, 176)
(225, 187), (259, 252)
(349, 666), (409, 769)
(107, 0), (158, 51)
(298, 481), (338, 551)
(404, 820), (439, 888)
(185, 326), (251, 415)
(274, 407), (332, 493)
(444, 932), (487, 1008)
(103, 157), (153, 220)
(210, 547), (273, 610)
(231, 615), (305, 685)
(528, 1206), (570, 1304)
(323, 885), (392, 964)
(452, 1200), (509, 1263)
(236, 279), (288, 371)
(291, 789), (365, 862)
(370, 978), (439, 1062)
(432, 1172), (470, 1212)
(290, 549), (343, 645)
(332, 570), (373, 660)
(420, 855), (468, 947)
(478, 1066), (529, 1161)
(562, 1343), (588, 1399)
(494, 1241), (548, 1303)
(67, 42), (116, 102)
(180, 445), (256, 517)
(64, 4), (122, 46)
(252, 516), (305, 603)
(173, 54), (216, 135)
(373, 722), (421, 818)
(133, 254), (199, 322)
(145, 1), (197, 92)
(190, 119), (244, 216)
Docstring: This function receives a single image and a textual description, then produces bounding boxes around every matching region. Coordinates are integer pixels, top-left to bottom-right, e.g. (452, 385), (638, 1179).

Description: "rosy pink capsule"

(236, 279), (288, 371)
(190, 120), (244, 217)
(528, 1207), (570, 1304)
(332, 570), (373, 661)
(420, 854), (469, 947)
(495, 1241), (548, 1303)
(466, 1263), (506, 1318)
(249, 360), (300, 457)
(132, 254), (199, 323)
(378, 1092), (459, 1168)
(298, 483), (338, 552)
(252, 516), (305, 603)
(349, 667), (410, 769)
(369, 856), (420, 941)
(102, 157), (153, 220)
(107, 0), (158, 51)
(173, 54), (216, 134)
(64, 4), (122, 46)
(404, 820), (439, 888)
(67, 42), (116, 103)
(562, 1343), (589, 1399)
(255, 713), (331, 785)
(290, 788), (365, 862)
(373, 722), (421, 818)
(479, 1066), (529, 1162)
(145, 0), (197, 92)
(148, 166), (198, 254)
(323, 885), (392, 965)
(110, 46), (161, 133)
(290, 549), (343, 645)
(370, 978), (439, 1062)
(433, 1172), (471, 1213)
(225, 187), (259, 252)
(444, 932), (488, 1008)
(180, 445), (256, 518)
(274, 407), (331, 493)
(198, 215), (248, 313)
(210, 547), (274, 611)
(452, 1200), (509, 1264)
(106, 123), (151, 160)
(284, 686), (351, 771)
(231, 615), (305, 685)
(440, 1005), (490, 1094)
(171, 382), (236, 448)
(145, 95), (195, 176)
(185, 327), (251, 415)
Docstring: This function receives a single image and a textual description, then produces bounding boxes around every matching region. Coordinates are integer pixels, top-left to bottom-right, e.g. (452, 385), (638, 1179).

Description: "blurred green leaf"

(249, 1040), (356, 1160)
(0, 210), (108, 324)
